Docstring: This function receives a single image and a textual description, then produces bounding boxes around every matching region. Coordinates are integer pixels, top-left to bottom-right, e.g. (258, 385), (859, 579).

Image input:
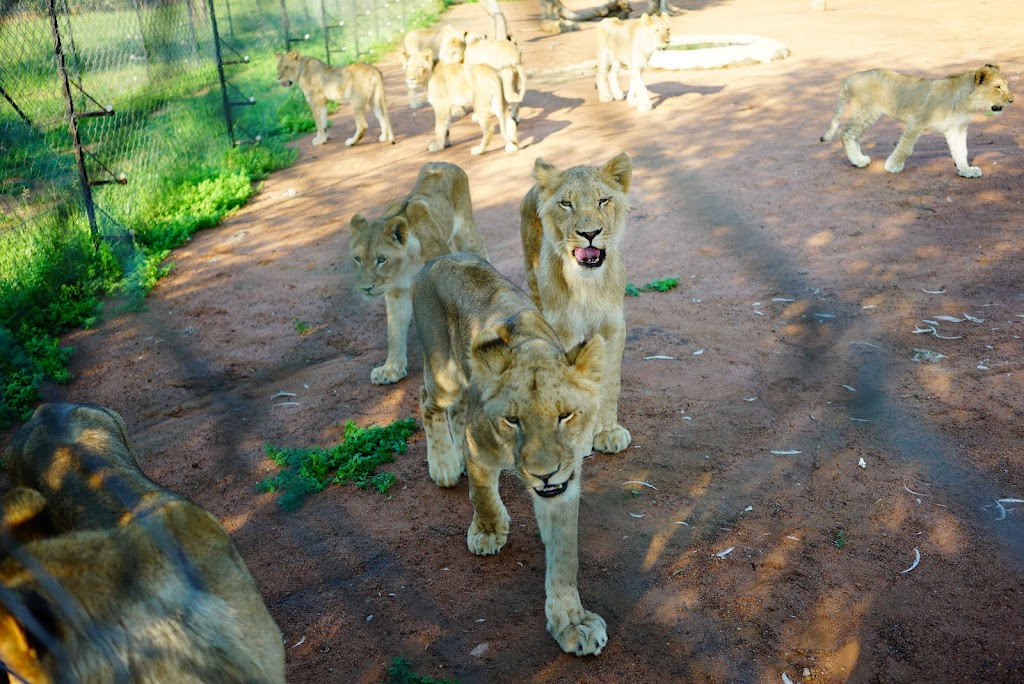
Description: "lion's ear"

(0, 593), (58, 684)
(405, 199), (433, 226)
(470, 321), (516, 379)
(386, 216), (409, 246)
(976, 65), (1000, 85)
(287, 50), (300, 59)
(1, 487), (52, 544)
(601, 152), (632, 193)
(532, 158), (560, 188)
(419, 49), (433, 62)
(350, 214), (369, 233)
(566, 335), (605, 386)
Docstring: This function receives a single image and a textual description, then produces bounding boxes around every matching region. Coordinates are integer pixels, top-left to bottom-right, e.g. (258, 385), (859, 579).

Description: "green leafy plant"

(389, 657), (459, 684)
(625, 277), (680, 296)
(834, 529), (846, 548)
(293, 319), (312, 335)
(257, 418), (417, 510)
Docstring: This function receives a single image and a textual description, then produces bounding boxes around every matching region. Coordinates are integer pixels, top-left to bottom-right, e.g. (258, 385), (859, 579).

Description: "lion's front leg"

(428, 107), (452, 153)
(421, 386), (464, 487)
(465, 439), (510, 555)
(534, 481), (607, 656)
(626, 65), (652, 112)
(309, 96), (330, 145)
(607, 59), (626, 101)
(943, 126), (982, 178)
(592, 320), (630, 454)
(596, 50), (615, 103)
(372, 287), (410, 385)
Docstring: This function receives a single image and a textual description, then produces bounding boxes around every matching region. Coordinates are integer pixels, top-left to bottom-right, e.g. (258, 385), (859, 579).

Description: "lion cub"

(820, 64), (1013, 177)
(350, 161), (487, 385)
(595, 13), (671, 112)
(404, 48), (519, 155)
(0, 403), (286, 684)
(276, 50), (394, 147)
(520, 152), (633, 454)
(413, 252), (608, 656)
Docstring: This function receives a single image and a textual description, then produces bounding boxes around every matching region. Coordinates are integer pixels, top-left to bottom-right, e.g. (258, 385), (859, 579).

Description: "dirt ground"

(5, 0), (1024, 681)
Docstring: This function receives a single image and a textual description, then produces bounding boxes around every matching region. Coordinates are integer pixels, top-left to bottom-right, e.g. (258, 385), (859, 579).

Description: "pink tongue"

(574, 247), (601, 262)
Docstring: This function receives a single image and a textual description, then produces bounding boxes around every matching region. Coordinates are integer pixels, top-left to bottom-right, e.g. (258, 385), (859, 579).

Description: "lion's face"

(642, 13), (671, 50)
(474, 335), (604, 498)
(348, 211), (418, 297)
(276, 51), (302, 87)
(972, 65), (1014, 113)
(534, 153), (632, 277)
(404, 49), (434, 90)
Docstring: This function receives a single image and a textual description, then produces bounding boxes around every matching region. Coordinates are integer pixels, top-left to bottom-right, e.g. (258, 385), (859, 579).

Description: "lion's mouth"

(279, 80), (293, 87)
(535, 480), (570, 498)
(573, 246), (605, 268)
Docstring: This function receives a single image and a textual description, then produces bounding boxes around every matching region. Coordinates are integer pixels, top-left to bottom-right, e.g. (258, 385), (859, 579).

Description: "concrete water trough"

(649, 34), (790, 70)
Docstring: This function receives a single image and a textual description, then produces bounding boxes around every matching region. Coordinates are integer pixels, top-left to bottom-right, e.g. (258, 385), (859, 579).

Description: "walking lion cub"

(820, 64), (1013, 177)
(349, 161), (487, 385)
(595, 13), (671, 112)
(0, 403), (286, 684)
(276, 50), (395, 147)
(413, 253), (608, 656)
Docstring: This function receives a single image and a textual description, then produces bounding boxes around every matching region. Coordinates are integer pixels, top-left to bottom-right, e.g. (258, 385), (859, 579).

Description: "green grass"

(625, 277), (681, 297)
(389, 657), (459, 684)
(0, 0), (449, 427)
(257, 418), (418, 510)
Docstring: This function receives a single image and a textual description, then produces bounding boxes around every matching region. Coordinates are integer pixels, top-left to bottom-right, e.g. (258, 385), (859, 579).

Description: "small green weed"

(293, 319), (312, 335)
(624, 488), (642, 500)
(257, 418), (417, 510)
(834, 530), (846, 548)
(625, 277), (681, 296)
(389, 657), (458, 684)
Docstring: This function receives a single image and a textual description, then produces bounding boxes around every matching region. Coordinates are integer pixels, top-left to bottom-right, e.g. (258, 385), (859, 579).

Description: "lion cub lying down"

(276, 50), (394, 147)
(413, 253), (608, 656)
(350, 161), (487, 385)
(0, 403), (286, 684)
(820, 64), (1013, 177)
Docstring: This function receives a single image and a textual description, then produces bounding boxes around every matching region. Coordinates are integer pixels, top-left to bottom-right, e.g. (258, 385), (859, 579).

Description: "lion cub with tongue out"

(520, 153), (633, 454)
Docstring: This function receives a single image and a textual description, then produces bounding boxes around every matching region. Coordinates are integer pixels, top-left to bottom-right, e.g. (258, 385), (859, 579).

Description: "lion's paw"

(959, 165), (982, 178)
(311, 135), (328, 146)
(370, 364), (406, 385)
(427, 141), (446, 153)
(637, 101), (653, 113)
(884, 158), (905, 174)
(344, 137), (358, 147)
(549, 608), (607, 656)
(593, 425), (631, 454)
(467, 515), (509, 556)
(428, 457), (462, 488)
(504, 142), (519, 153)
(470, 144), (485, 156)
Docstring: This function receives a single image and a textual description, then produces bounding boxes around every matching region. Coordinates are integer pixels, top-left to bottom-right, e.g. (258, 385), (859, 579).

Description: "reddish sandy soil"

(5, 0), (1024, 682)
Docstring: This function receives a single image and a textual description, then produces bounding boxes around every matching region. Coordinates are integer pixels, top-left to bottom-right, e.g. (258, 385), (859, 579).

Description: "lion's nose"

(577, 229), (601, 243)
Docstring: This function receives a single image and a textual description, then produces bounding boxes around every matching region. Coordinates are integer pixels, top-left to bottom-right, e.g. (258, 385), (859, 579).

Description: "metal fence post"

(208, 0), (237, 145)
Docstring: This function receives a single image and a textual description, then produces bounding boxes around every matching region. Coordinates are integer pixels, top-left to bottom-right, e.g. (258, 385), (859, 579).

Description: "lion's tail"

(499, 64), (526, 122)
(820, 79), (849, 142)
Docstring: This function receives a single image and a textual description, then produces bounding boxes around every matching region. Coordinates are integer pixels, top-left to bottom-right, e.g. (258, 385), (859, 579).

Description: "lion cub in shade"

(350, 161), (487, 385)
(595, 13), (671, 112)
(520, 152), (633, 454)
(276, 50), (394, 147)
(413, 252), (608, 656)
(821, 64), (1014, 177)
(0, 403), (286, 684)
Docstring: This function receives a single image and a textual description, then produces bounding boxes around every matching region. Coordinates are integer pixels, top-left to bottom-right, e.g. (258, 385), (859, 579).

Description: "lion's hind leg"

(884, 122), (924, 174)
(839, 105), (879, 169)
(345, 104), (369, 147)
(465, 451), (510, 555)
(373, 85), (395, 144)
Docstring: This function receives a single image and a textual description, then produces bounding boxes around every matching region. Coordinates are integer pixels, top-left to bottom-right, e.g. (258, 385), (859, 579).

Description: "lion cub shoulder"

(821, 64), (1013, 177)
(276, 50), (394, 147)
(349, 162), (486, 385)
(0, 403), (286, 684)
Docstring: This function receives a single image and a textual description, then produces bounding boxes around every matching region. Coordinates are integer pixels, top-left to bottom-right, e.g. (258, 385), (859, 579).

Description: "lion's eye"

(502, 416), (520, 427)
(558, 412), (574, 424)
(376, 255), (387, 265)
(353, 256), (362, 264)
(559, 199), (573, 210)
(598, 198), (610, 208)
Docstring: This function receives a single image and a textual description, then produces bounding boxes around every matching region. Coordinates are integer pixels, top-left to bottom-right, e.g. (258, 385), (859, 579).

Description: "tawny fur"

(520, 152), (633, 455)
(0, 403), (286, 684)
(595, 13), (671, 112)
(430, 32), (528, 122)
(349, 161), (487, 385)
(400, 23), (460, 109)
(405, 49), (519, 156)
(412, 252), (608, 656)
(276, 50), (394, 146)
(820, 64), (1013, 177)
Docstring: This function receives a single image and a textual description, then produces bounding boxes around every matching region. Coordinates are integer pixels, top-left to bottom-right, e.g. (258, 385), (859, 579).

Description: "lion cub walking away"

(413, 253), (608, 656)
(349, 162), (487, 385)
(820, 64), (1013, 177)
(595, 13), (671, 112)
(521, 153), (633, 455)
(436, 32), (528, 122)
(276, 50), (395, 147)
(0, 403), (286, 684)
(405, 48), (519, 155)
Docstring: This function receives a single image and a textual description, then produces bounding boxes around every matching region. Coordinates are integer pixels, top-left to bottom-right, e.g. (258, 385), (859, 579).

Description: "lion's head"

(639, 12), (671, 51)
(404, 49), (435, 91)
(532, 153), (632, 276)
(349, 203), (429, 297)
(470, 321), (604, 498)
(276, 50), (303, 87)
(972, 64), (1014, 113)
